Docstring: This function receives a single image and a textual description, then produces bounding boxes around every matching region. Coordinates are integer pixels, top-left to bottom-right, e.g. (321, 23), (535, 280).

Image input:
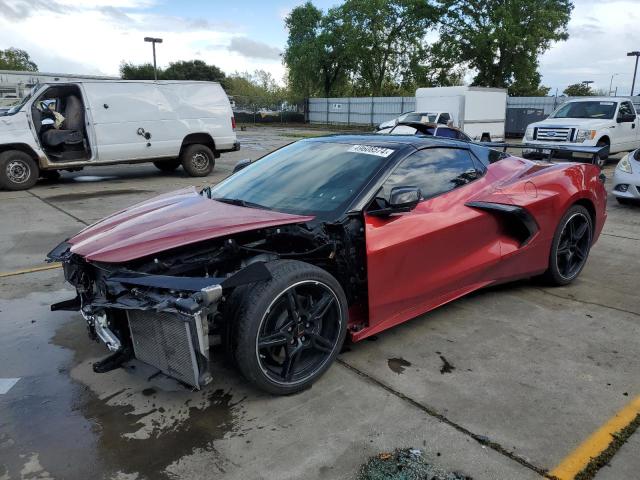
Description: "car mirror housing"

(369, 186), (422, 217)
(233, 158), (252, 173)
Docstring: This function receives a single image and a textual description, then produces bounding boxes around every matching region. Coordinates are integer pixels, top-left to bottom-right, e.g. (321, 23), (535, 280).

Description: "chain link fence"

(231, 95), (305, 124)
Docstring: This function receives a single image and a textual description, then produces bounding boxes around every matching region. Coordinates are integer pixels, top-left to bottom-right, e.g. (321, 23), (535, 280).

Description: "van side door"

(82, 82), (176, 162)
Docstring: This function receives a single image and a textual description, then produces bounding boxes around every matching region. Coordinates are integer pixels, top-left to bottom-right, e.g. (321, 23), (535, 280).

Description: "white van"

(415, 86), (507, 142)
(0, 80), (238, 190)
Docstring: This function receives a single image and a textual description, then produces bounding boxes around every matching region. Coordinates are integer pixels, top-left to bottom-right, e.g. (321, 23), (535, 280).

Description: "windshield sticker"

(600, 102), (614, 105)
(348, 145), (395, 157)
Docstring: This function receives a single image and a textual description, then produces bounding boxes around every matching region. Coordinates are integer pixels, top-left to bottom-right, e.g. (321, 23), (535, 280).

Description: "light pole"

(144, 37), (163, 81)
(609, 73), (620, 96)
(627, 51), (640, 96)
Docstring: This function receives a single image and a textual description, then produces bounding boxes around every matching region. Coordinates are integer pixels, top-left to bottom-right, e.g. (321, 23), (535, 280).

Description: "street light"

(627, 51), (640, 96)
(609, 73), (621, 96)
(144, 37), (163, 81)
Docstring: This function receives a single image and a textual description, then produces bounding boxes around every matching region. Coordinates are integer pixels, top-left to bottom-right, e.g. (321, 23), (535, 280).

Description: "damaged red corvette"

(48, 135), (607, 395)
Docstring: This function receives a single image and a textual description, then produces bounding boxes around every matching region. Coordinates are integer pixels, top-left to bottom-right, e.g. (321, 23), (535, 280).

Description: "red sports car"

(48, 135), (607, 395)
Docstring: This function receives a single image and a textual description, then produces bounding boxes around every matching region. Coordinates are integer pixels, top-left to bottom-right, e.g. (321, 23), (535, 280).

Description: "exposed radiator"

(127, 310), (201, 388)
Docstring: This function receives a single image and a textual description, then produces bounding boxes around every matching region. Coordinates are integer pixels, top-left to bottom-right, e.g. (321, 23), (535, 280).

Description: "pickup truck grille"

(535, 127), (574, 142)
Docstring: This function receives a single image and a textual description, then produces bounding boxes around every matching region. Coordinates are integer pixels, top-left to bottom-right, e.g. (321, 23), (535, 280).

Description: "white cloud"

(539, 0), (640, 95)
(0, 0), (285, 82)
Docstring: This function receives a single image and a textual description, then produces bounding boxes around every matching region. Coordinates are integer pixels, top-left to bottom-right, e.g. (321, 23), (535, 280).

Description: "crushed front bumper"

(47, 242), (269, 389)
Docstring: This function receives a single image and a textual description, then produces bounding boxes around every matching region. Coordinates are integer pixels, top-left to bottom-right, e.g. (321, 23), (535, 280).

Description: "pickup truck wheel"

(233, 260), (348, 395)
(596, 139), (609, 168)
(153, 159), (181, 172)
(181, 144), (214, 177)
(0, 150), (39, 190)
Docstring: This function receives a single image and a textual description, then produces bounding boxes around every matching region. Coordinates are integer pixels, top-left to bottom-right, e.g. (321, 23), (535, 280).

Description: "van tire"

(0, 150), (39, 190)
(181, 144), (215, 177)
(153, 159), (181, 172)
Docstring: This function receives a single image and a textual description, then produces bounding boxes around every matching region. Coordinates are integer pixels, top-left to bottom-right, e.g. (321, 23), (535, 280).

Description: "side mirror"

(233, 158), (251, 173)
(617, 113), (636, 123)
(369, 186), (422, 217)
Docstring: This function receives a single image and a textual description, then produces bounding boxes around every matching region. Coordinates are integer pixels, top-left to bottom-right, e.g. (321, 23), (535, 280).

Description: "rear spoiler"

(478, 142), (608, 165)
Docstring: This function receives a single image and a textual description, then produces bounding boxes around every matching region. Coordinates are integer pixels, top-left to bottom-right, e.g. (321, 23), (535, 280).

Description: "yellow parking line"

(550, 394), (640, 479)
(0, 263), (62, 278)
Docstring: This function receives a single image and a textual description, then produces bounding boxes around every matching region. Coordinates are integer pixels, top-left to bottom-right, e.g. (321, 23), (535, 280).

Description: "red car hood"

(69, 187), (315, 263)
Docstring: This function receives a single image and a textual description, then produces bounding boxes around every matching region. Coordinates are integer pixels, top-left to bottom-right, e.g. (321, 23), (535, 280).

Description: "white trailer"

(415, 86), (507, 141)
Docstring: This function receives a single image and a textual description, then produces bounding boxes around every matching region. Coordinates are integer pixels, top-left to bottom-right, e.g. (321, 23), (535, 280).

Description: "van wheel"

(0, 150), (39, 190)
(181, 144), (215, 177)
(153, 159), (181, 172)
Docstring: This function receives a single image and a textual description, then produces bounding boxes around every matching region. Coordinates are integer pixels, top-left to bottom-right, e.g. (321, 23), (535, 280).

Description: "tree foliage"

(120, 60), (226, 84)
(0, 48), (38, 71)
(563, 83), (592, 96)
(438, 0), (572, 96)
(120, 62), (157, 80)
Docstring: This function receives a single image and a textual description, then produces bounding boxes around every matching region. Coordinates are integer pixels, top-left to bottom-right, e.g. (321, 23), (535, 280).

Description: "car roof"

(564, 97), (629, 102)
(306, 133), (470, 150)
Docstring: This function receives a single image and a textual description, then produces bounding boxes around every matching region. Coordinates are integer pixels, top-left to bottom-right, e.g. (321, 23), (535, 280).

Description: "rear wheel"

(180, 144), (215, 177)
(544, 205), (593, 285)
(233, 260), (348, 395)
(153, 159), (181, 172)
(0, 150), (39, 190)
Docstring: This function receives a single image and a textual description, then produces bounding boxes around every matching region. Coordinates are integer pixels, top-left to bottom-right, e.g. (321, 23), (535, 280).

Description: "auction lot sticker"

(348, 145), (395, 157)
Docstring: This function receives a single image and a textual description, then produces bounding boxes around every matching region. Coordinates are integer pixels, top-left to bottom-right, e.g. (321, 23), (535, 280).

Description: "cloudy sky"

(0, 0), (638, 95)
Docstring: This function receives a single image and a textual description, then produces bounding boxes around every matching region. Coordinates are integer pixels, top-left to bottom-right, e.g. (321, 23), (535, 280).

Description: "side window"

(434, 127), (458, 139)
(438, 113), (450, 125)
(619, 101), (635, 116)
(382, 148), (479, 200)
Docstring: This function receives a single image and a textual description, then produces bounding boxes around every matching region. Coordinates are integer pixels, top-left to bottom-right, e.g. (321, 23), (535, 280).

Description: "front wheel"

(180, 144), (215, 177)
(233, 260), (348, 395)
(543, 205), (593, 286)
(0, 150), (39, 190)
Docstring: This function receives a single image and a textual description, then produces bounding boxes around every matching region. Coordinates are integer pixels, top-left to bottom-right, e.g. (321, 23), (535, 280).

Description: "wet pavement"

(1, 127), (639, 480)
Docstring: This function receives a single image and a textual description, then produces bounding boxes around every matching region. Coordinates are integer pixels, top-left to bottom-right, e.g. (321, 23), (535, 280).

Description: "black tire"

(543, 205), (593, 286)
(153, 159), (181, 172)
(595, 139), (609, 168)
(0, 150), (39, 190)
(480, 134), (491, 142)
(41, 170), (61, 181)
(233, 260), (348, 395)
(180, 144), (215, 177)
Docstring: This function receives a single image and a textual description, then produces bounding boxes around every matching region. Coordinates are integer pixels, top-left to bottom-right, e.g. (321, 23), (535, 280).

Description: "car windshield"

(402, 112), (437, 123)
(550, 101), (617, 119)
(209, 141), (394, 220)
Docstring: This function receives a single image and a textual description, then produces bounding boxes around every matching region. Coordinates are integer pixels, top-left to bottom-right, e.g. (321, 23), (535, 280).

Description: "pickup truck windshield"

(550, 101), (617, 120)
(209, 141), (392, 220)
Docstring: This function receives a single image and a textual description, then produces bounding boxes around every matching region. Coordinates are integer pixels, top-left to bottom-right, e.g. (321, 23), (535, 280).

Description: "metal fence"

(231, 95), (305, 124)
(308, 95), (640, 137)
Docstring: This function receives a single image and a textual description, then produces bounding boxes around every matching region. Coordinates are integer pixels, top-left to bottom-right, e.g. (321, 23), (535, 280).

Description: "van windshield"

(550, 101), (617, 120)
(4, 92), (32, 116)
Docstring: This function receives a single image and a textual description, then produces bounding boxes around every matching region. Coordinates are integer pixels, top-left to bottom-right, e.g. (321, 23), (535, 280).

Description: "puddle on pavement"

(387, 357), (411, 375)
(72, 175), (119, 183)
(45, 189), (153, 202)
(0, 291), (244, 480)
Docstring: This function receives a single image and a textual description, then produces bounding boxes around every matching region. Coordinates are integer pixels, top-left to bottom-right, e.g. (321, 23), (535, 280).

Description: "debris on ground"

(358, 448), (473, 480)
(439, 356), (456, 374)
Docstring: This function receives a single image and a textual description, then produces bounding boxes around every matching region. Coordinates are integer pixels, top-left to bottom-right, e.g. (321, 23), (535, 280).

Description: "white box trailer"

(415, 86), (507, 141)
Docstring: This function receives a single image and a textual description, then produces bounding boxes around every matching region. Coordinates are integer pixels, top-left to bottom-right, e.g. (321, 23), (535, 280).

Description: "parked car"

(612, 149), (640, 204)
(377, 121), (472, 141)
(0, 80), (239, 190)
(48, 135), (606, 395)
(376, 111), (451, 131)
(415, 86), (507, 142)
(523, 97), (639, 167)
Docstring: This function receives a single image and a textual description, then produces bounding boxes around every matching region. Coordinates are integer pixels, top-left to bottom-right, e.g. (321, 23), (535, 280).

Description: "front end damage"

(47, 218), (368, 389)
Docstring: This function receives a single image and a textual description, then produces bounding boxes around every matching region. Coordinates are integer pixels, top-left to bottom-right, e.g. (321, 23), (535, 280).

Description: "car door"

(616, 101), (637, 151)
(364, 147), (504, 334)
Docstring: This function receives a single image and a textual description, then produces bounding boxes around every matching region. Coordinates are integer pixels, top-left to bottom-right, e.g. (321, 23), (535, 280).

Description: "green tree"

(0, 48), (38, 71)
(563, 83), (592, 96)
(120, 62), (158, 80)
(340, 0), (440, 96)
(438, 0), (573, 95)
(163, 60), (226, 84)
